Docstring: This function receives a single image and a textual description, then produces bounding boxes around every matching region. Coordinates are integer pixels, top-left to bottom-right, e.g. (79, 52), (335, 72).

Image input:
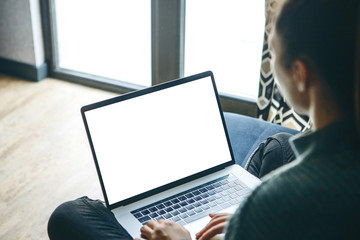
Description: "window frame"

(41, 0), (257, 117)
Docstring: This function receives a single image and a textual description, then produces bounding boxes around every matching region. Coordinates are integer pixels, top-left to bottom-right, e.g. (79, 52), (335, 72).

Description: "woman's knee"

(246, 132), (296, 178)
(48, 197), (93, 239)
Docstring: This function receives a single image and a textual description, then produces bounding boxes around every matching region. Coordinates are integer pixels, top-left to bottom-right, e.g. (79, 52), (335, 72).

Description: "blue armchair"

(224, 112), (299, 168)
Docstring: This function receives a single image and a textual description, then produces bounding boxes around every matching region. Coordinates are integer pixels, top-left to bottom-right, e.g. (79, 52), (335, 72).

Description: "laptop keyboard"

(131, 174), (251, 226)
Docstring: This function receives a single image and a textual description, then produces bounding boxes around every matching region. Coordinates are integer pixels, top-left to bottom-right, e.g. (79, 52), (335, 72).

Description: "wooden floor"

(0, 74), (117, 239)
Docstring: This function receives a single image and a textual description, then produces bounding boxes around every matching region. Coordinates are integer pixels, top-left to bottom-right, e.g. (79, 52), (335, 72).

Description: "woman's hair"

(275, 0), (359, 119)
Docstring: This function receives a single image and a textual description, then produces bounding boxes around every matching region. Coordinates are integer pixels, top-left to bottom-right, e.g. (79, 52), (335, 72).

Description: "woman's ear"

(292, 60), (309, 93)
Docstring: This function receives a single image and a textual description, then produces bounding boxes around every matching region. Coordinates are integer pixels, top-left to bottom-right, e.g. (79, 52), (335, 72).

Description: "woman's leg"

(245, 132), (296, 178)
(48, 196), (132, 240)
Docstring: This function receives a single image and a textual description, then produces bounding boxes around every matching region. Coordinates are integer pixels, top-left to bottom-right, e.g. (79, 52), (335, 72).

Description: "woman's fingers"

(196, 213), (232, 240)
(140, 219), (191, 240)
(140, 220), (158, 239)
(198, 222), (227, 240)
(209, 213), (231, 219)
(140, 224), (153, 238)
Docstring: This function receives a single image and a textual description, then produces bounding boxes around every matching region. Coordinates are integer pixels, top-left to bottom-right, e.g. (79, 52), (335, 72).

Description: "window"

(185, 0), (265, 99)
(53, 0), (151, 87)
(45, 0), (265, 115)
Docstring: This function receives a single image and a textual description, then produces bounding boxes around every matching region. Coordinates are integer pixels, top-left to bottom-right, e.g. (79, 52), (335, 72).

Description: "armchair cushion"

(224, 112), (299, 167)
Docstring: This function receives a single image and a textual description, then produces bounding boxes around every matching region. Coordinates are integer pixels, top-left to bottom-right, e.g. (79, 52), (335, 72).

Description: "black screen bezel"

(81, 71), (236, 209)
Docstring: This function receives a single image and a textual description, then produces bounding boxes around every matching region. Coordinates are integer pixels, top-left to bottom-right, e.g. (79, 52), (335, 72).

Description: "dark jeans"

(48, 133), (295, 240)
(48, 196), (132, 240)
(245, 133), (296, 178)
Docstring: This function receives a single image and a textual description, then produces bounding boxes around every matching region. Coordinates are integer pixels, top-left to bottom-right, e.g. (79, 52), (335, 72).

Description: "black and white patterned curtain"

(256, 0), (311, 131)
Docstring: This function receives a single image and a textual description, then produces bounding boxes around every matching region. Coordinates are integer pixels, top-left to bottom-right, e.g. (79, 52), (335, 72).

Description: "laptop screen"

(83, 73), (233, 206)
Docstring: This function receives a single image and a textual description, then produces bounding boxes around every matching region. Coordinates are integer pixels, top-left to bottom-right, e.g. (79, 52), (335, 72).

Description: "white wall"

(0, 0), (45, 67)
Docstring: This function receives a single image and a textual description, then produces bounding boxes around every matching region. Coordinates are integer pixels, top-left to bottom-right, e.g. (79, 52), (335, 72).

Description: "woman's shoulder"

(225, 158), (360, 239)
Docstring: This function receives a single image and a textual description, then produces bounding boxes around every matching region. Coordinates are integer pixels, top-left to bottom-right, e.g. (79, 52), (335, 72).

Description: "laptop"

(81, 71), (260, 239)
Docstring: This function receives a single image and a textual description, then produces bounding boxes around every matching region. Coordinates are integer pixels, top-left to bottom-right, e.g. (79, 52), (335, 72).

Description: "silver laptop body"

(81, 71), (260, 239)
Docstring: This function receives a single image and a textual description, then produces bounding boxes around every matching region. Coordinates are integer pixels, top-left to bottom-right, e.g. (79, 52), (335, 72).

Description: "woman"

(138, 0), (360, 239)
(48, 0), (360, 239)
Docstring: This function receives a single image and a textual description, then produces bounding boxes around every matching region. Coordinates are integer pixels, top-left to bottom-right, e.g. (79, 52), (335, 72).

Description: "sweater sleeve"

(223, 156), (360, 240)
(224, 178), (288, 240)
(224, 163), (317, 240)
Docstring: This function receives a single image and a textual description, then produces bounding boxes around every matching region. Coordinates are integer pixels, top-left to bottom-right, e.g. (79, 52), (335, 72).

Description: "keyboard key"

(185, 193), (194, 198)
(178, 207), (187, 213)
(229, 183), (236, 188)
(180, 213), (189, 219)
(199, 188), (208, 193)
(173, 204), (181, 209)
(188, 210), (196, 216)
(193, 190), (201, 196)
(200, 193), (209, 198)
(156, 204), (165, 209)
(187, 198), (195, 204)
(158, 210), (166, 215)
(178, 220), (186, 226)
(208, 190), (216, 196)
(184, 210), (209, 224)
(208, 196), (216, 202)
(186, 205), (195, 210)
(209, 202), (217, 208)
(141, 210), (150, 215)
(209, 205), (222, 214)
(179, 201), (188, 207)
(149, 207), (158, 212)
(234, 180), (243, 185)
(213, 182), (221, 188)
(171, 198), (180, 204)
(202, 204), (210, 210)
(222, 185), (230, 190)
(228, 175), (237, 181)
(220, 180), (228, 185)
(221, 191), (229, 197)
(214, 193), (222, 199)
(164, 201), (172, 207)
(215, 188), (223, 193)
(206, 185), (215, 190)
(194, 196), (202, 201)
(200, 199), (209, 205)
(178, 196), (187, 201)
(139, 216), (151, 223)
(223, 196), (231, 202)
(193, 202), (201, 208)
(236, 188), (252, 197)
(150, 213), (159, 218)
(131, 209), (140, 214)
(220, 202), (231, 209)
(163, 213), (172, 219)
(228, 188), (236, 194)
(230, 193), (238, 199)
(194, 207), (203, 213)
(134, 213), (142, 218)
(171, 210), (180, 216)
(165, 207), (174, 212)
(172, 216), (181, 222)
(216, 199), (224, 205)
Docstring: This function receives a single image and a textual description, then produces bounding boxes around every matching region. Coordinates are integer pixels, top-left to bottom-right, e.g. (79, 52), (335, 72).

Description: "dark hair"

(275, 0), (358, 117)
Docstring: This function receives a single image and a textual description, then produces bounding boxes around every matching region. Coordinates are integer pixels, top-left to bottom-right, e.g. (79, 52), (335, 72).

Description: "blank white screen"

(85, 76), (232, 205)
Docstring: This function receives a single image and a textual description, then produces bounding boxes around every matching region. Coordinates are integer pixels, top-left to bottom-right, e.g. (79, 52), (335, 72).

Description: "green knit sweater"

(225, 118), (360, 239)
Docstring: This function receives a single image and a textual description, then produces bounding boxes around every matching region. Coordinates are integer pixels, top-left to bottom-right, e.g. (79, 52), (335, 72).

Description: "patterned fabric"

(256, 0), (311, 131)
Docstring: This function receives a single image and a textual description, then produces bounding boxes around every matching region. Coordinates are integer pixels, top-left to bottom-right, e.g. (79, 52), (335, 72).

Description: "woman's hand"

(195, 213), (232, 240)
(135, 219), (191, 240)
